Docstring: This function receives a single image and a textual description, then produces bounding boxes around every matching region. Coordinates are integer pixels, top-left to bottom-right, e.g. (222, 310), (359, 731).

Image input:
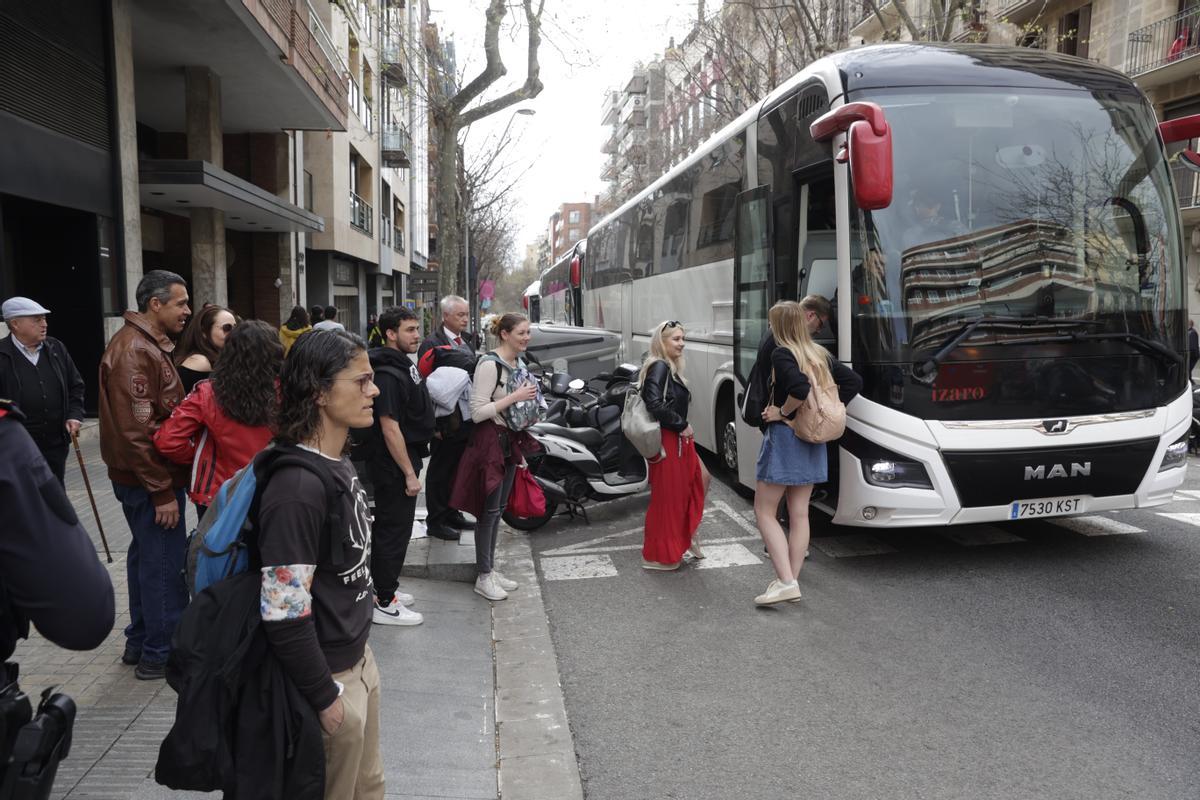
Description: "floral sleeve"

(260, 564), (316, 621)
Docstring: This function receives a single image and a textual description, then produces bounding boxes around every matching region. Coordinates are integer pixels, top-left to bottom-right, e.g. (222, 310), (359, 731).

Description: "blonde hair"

(768, 301), (832, 388)
(638, 320), (687, 386)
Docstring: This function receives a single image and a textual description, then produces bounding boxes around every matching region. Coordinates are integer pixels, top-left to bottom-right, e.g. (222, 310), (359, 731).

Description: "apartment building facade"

(548, 202), (595, 261)
(599, 62), (666, 209)
(0, 0), (347, 410)
(303, 0), (431, 335)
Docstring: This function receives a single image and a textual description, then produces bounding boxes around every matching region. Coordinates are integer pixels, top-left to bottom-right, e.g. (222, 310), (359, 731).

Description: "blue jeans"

(113, 483), (188, 664)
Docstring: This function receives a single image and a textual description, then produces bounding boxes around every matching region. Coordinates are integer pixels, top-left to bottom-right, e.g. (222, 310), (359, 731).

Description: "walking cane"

(71, 430), (113, 563)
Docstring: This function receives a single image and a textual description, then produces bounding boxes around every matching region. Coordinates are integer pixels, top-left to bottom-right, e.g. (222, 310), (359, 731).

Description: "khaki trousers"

(323, 644), (385, 800)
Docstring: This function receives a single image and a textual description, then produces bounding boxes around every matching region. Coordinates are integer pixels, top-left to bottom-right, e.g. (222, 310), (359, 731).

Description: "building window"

(304, 170), (314, 212)
(568, 210), (581, 223)
(568, 228), (581, 242)
(1057, 4), (1091, 58)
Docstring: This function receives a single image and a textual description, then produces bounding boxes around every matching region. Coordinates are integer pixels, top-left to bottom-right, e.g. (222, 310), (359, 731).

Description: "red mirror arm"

(1160, 114), (1200, 144)
(810, 101), (889, 141)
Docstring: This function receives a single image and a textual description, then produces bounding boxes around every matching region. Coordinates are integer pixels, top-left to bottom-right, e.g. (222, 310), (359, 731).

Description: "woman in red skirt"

(639, 320), (710, 570)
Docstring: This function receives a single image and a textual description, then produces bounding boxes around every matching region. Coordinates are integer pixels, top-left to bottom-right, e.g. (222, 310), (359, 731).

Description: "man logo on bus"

(1042, 419), (1069, 434)
(1024, 462), (1092, 480)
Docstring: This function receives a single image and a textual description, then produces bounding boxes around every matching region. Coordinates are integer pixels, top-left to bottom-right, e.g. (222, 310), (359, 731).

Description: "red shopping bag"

(508, 465), (546, 518)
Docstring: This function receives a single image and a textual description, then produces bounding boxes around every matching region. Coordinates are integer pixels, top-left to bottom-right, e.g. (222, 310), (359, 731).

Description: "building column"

(185, 66), (227, 307)
(111, 0), (142, 324)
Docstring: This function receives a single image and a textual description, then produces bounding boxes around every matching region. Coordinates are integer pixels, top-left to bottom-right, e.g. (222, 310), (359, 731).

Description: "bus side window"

(801, 231), (838, 344)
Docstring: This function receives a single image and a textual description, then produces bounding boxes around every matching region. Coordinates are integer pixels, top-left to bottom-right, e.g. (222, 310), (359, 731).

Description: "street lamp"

(467, 107), (536, 333)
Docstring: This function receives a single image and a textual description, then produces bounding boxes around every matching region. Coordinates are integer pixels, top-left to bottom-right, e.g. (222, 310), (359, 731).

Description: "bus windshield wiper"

(912, 316), (1101, 382)
(991, 330), (1184, 368)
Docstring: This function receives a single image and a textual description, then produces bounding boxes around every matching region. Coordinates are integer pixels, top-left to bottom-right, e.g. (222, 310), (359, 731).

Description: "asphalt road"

(527, 458), (1200, 800)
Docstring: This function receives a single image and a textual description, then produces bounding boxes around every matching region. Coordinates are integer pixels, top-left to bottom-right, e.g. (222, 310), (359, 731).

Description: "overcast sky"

(430, 1), (704, 262)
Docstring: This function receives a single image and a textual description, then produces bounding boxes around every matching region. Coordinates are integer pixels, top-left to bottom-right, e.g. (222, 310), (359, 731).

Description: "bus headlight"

(1158, 435), (1189, 472)
(864, 458), (933, 490)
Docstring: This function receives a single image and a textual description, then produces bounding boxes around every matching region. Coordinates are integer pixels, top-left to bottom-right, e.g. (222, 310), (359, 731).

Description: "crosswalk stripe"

(540, 554), (619, 580)
(1052, 516), (1144, 536)
(811, 535), (898, 558)
(1174, 489), (1200, 502)
(939, 526), (1025, 547)
(693, 543), (762, 569)
(1157, 512), (1200, 528)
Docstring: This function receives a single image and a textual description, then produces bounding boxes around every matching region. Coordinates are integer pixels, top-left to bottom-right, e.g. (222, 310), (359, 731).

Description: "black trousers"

(369, 451), (422, 606)
(425, 431), (469, 525)
(36, 440), (69, 487)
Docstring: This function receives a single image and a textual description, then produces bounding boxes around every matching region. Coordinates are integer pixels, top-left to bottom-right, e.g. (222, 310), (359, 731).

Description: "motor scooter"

(503, 364), (647, 530)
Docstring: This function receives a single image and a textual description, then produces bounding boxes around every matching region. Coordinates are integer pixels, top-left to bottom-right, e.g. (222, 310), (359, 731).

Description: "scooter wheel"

(503, 504), (558, 531)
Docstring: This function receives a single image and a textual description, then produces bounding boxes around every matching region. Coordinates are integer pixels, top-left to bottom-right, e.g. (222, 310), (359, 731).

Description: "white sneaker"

(492, 571), (518, 591)
(754, 579), (801, 606)
(392, 590), (415, 607)
(373, 600), (424, 626)
(474, 573), (508, 601)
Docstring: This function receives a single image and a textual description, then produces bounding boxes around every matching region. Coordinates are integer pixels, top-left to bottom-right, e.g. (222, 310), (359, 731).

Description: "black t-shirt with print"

(258, 447), (374, 710)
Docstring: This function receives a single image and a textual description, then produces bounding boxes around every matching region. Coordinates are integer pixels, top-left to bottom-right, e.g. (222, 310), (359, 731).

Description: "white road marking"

(1052, 516), (1143, 536)
(1173, 489), (1200, 502)
(693, 543), (762, 569)
(811, 535), (898, 558)
(1157, 512), (1200, 528)
(540, 554), (619, 581)
(939, 526), (1025, 547)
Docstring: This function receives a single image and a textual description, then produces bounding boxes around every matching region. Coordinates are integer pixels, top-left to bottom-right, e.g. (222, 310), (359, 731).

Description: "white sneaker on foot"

(373, 600), (424, 626)
(754, 579), (801, 606)
(492, 571), (518, 591)
(474, 573), (508, 601)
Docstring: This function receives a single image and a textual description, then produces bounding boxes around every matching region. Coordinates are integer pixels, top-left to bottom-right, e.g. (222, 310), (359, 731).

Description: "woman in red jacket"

(155, 320), (284, 518)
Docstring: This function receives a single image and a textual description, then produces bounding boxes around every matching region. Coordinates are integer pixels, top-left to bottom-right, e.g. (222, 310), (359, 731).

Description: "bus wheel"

(721, 418), (738, 474)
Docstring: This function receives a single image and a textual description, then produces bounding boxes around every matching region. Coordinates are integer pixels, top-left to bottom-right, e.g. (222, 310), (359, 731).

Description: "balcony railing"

(382, 27), (408, 84)
(306, 0), (350, 80)
(1127, 7), (1200, 78)
(381, 220), (392, 247)
(393, 225), (405, 254)
(350, 191), (373, 235)
(1172, 157), (1200, 211)
(382, 123), (412, 168)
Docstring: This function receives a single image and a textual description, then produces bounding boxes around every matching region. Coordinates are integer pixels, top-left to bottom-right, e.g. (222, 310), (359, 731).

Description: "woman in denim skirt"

(751, 301), (861, 605)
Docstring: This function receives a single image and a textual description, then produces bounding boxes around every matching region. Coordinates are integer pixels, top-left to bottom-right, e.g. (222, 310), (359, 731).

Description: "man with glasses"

(800, 294), (832, 336)
(0, 297), (86, 485)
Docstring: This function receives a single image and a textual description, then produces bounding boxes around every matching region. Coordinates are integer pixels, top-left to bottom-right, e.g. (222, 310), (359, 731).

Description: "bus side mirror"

(1160, 114), (1200, 174)
(848, 119), (893, 210)
(810, 101), (893, 210)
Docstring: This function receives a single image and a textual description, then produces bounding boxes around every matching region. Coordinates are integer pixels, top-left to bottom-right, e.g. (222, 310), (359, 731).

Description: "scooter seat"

(531, 423), (604, 450)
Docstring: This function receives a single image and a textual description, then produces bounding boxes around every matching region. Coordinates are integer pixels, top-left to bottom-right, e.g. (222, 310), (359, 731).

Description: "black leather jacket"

(642, 360), (690, 433)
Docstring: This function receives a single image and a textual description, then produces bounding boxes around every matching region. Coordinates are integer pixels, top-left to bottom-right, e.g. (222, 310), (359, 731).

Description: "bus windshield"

(850, 87), (1184, 369)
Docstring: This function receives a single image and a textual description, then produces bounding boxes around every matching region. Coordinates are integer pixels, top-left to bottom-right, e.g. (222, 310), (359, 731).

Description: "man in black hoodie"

(367, 307), (435, 626)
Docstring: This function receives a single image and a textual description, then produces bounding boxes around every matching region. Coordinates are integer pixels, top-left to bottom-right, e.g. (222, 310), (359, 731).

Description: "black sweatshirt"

(257, 448), (374, 711)
(756, 333), (863, 407)
(0, 405), (114, 659)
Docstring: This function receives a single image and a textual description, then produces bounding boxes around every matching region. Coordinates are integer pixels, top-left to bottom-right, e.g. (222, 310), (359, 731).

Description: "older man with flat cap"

(0, 297), (86, 485)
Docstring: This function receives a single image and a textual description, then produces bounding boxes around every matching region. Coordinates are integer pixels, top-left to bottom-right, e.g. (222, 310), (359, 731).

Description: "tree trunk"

(435, 119), (461, 299)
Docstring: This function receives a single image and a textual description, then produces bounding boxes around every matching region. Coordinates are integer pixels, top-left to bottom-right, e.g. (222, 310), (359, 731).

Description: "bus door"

(796, 171), (842, 503)
(733, 185), (773, 482)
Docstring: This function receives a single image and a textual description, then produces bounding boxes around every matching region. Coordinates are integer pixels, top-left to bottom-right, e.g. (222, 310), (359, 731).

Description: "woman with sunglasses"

(639, 319), (710, 570)
(154, 320), (283, 519)
(175, 304), (238, 394)
(751, 301), (861, 605)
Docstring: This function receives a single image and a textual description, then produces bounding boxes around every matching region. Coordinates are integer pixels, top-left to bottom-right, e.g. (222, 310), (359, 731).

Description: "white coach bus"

(580, 42), (1196, 526)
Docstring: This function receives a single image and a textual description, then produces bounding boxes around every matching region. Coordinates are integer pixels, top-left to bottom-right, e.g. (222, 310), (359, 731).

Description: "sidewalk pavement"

(22, 425), (581, 799)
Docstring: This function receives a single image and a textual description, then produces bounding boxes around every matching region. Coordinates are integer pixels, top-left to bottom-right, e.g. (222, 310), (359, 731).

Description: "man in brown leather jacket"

(99, 270), (191, 680)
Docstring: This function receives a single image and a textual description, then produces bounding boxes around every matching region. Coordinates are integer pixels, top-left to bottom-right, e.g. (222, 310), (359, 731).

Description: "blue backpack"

(185, 445), (344, 598)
